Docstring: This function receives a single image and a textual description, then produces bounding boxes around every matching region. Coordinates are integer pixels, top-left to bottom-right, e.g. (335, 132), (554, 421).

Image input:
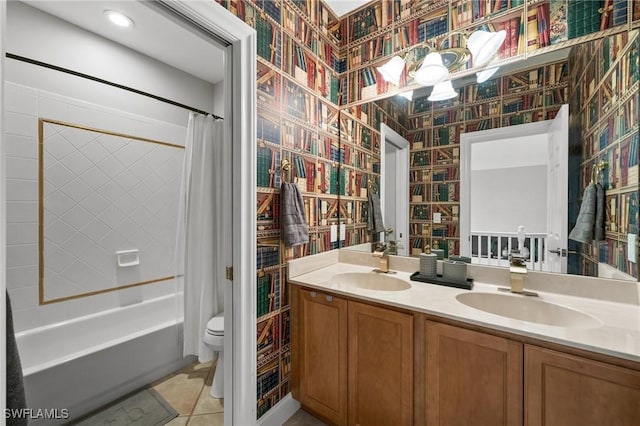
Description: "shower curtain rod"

(6, 53), (223, 120)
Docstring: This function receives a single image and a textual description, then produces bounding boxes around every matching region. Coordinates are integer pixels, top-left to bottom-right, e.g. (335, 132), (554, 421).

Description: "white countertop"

(289, 257), (640, 363)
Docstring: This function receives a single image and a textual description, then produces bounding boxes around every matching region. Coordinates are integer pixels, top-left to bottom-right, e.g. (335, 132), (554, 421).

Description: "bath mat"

(72, 387), (178, 426)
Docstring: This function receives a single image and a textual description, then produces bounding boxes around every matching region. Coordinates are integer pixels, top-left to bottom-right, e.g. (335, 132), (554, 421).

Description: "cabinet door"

(298, 289), (348, 425)
(348, 301), (413, 426)
(525, 345), (640, 426)
(425, 321), (523, 426)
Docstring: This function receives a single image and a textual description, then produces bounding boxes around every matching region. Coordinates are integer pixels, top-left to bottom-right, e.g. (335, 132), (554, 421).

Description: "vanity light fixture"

(428, 79), (458, 101)
(104, 10), (135, 28)
(377, 29), (506, 99)
(398, 90), (414, 101)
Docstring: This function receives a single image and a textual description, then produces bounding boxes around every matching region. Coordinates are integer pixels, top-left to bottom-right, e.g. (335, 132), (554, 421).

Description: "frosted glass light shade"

(428, 80), (457, 101)
(399, 90), (413, 100)
(413, 52), (449, 86)
(476, 66), (500, 83)
(377, 56), (405, 86)
(467, 30), (506, 67)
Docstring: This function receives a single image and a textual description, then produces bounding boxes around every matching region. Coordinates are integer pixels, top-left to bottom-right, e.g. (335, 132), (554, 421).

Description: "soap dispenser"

(420, 244), (438, 278)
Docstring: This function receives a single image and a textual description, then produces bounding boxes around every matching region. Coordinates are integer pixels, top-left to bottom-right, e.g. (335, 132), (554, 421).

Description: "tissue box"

(443, 261), (467, 284)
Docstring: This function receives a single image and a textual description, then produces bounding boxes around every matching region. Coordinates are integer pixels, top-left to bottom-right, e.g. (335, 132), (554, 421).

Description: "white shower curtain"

(176, 112), (225, 362)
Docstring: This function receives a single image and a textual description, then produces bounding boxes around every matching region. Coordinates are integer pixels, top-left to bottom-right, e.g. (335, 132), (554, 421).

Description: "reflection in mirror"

(459, 106), (569, 274)
(339, 29), (639, 282)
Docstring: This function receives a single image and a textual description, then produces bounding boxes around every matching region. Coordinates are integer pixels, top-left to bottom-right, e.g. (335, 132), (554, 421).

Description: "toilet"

(203, 313), (224, 398)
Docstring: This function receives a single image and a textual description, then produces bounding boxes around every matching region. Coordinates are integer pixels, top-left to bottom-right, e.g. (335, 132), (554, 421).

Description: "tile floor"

(152, 360), (224, 426)
(282, 409), (327, 426)
(151, 361), (326, 426)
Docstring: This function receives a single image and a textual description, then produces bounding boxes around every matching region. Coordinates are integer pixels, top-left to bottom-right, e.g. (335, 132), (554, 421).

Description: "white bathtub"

(15, 294), (193, 424)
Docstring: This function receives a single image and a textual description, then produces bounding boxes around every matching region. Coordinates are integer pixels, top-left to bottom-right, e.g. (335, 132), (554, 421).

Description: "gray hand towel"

(568, 183), (596, 244)
(6, 291), (28, 426)
(281, 182), (309, 247)
(594, 183), (605, 241)
(367, 192), (385, 233)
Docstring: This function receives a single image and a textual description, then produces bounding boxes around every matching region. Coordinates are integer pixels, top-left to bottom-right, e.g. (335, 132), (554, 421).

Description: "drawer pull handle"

(310, 291), (317, 298)
(326, 295), (333, 302)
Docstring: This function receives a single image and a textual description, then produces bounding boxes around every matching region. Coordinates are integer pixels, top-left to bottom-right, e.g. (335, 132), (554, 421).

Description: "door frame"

(380, 123), (410, 256)
(460, 119), (556, 261)
(0, 2), (257, 424)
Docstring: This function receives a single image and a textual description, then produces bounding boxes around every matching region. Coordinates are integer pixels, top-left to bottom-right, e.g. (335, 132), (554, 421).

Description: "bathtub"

(15, 294), (193, 424)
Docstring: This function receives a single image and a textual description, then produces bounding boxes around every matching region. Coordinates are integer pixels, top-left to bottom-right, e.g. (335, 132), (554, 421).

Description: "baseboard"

(256, 393), (300, 426)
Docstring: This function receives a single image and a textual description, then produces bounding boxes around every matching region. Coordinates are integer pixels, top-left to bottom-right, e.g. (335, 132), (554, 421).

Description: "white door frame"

(1, 0), (8, 414)
(380, 123), (409, 256)
(0, 2), (257, 425)
(460, 120), (553, 259)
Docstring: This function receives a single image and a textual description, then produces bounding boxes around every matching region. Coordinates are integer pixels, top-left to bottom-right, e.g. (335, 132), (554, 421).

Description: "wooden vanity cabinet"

(424, 321), (523, 426)
(295, 288), (348, 425)
(348, 301), (413, 426)
(293, 288), (413, 426)
(292, 285), (640, 426)
(525, 345), (640, 426)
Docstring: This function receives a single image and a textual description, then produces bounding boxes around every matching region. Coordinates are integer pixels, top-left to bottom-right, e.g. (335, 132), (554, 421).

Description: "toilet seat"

(206, 315), (224, 336)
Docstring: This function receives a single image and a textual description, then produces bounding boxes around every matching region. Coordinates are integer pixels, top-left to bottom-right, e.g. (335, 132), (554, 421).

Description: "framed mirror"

(338, 20), (639, 282)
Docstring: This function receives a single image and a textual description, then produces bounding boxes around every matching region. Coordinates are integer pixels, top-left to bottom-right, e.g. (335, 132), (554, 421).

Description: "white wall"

(3, 2), (220, 331)
(7, 1), (216, 123)
(471, 165), (548, 233)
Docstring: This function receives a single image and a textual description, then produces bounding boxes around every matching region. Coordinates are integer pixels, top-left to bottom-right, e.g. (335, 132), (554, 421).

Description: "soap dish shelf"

(409, 272), (474, 290)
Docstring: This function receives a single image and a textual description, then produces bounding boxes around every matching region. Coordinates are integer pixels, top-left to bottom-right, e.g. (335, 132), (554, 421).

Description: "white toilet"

(203, 313), (224, 398)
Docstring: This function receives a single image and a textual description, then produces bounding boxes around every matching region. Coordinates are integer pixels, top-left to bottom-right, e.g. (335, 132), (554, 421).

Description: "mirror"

(340, 28), (639, 282)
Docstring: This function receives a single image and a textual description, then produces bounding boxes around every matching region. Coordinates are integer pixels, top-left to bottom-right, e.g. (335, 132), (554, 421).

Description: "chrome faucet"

(372, 243), (393, 274)
(499, 252), (538, 296)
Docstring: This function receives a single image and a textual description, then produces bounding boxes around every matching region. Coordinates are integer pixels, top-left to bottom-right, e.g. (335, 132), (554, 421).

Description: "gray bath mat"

(72, 387), (178, 426)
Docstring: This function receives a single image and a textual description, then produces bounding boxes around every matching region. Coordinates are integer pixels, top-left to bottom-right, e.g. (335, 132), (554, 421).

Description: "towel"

(367, 192), (385, 233)
(568, 183), (596, 244)
(280, 182), (309, 247)
(594, 183), (605, 241)
(6, 291), (28, 425)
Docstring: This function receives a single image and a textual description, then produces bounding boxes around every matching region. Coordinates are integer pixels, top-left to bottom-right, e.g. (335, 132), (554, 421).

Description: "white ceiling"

(22, 0), (226, 84)
(323, 0), (373, 17)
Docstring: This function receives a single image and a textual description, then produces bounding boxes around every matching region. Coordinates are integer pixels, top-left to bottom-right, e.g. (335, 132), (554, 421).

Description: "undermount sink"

(456, 292), (602, 328)
(332, 272), (411, 291)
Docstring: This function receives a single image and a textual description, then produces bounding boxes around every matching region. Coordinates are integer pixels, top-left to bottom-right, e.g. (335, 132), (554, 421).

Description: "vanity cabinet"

(292, 285), (639, 426)
(348, 301), (413, 426)
(296, 289), (348, 425)
(424, 321), (523, 426)
(293, 288), (413, 426)
(525, 345), (640, 426)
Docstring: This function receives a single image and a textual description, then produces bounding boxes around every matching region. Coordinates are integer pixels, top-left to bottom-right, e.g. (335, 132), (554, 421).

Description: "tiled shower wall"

(5, 81), (187, 332)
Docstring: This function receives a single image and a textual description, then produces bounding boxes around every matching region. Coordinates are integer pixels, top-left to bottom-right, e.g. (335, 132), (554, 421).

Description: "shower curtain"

(176, 112), (225, 362)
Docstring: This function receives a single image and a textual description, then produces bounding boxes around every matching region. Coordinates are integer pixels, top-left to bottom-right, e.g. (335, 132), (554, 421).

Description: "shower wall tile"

(6, 224), (38, 245)
(6, 266), (38, 290)
(6, 244), (38, 268)
(4, 81), (188, 331)
(38, 95), (70, 122)
(6, 157), (37, 180)
(7, 286), (38, 310)
(6, 179), (37, 202)
(5, 134), (37, 159)
(5, 111), (38, 137)
(6, 201), (38, 223)
(5, 83), (37, 114)
(11, 308), (41, 333)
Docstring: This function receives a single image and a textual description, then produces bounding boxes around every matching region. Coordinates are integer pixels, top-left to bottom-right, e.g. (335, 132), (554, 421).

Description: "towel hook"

(591, 161), (607, 185)
(280, 158), (298, 184)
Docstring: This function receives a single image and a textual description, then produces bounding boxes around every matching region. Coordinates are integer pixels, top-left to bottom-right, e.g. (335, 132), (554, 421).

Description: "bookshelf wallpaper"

(568, 30), (639, 278)
(216, 0), (640, 420)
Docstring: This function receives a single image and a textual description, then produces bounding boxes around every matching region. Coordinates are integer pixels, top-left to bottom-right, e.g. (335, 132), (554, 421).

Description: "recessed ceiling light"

(104, 10), (134, 28)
